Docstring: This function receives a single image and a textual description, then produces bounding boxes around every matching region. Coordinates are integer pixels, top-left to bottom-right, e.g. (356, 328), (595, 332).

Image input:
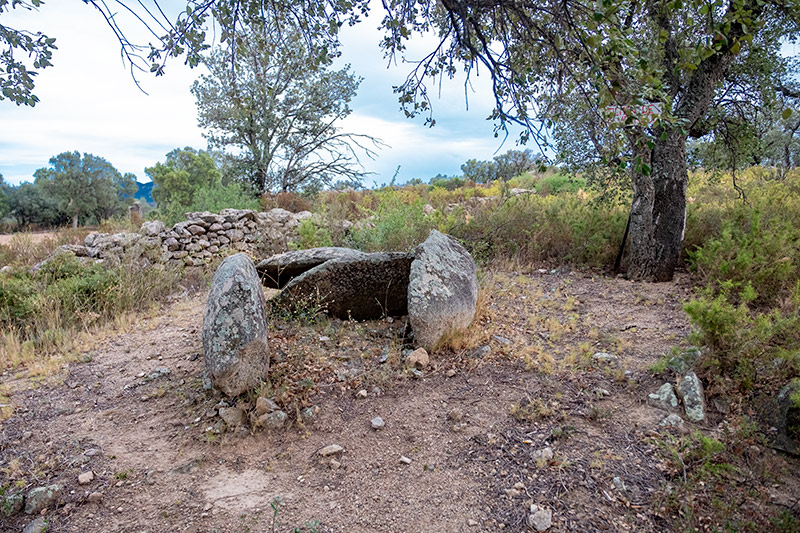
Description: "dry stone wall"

(33, 208), (315, 271)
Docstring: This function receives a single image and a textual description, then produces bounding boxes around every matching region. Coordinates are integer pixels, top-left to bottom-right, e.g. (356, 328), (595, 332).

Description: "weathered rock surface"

(408, 230), (478, 351)
(202, 253), (270, 397)
(256, 247), (367, 288)
(22, 517), (49, 533)
(273, 252), (413, 320)
(25, 484), (62, 514)
(677, 371), (706, 422)
(648, 383), (680, 412)
(769, 378), (800, 455)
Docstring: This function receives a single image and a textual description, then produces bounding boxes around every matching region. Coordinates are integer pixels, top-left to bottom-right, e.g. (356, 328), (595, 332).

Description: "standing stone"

(769, 378), (800, 455)
(408, 230), (478, 351)
(677, 372), (706, 422)
(202, 253), (270, 397)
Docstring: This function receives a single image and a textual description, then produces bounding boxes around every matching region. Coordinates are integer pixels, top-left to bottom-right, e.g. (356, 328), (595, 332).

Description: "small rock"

(87, 492), (103, 504)
(468, 345), (491, 358)
(371, 416), (385, 430)
(504, 488), (520, 497)
(255, 397), (280, 416)
(25, 484), (62, 515)
(592, 352), (618, 363)
(2, 491), (23, 515)
(513, 482), (525, 490)
(677, 371), (706, 422)
(446, 369), (457, 377)
(659, 413), (685, 430)
(258, 410), (287, 429)
(531, 447), (554, 464)
(593, 387), (611, 398)
(301, 405), (320, 423)
(468, 519), (479, 526)
(612, 476), (627, 492)
(399, 456), (412, 464)
(647, 383), (679, 412)
(329, 459), (341, 470)
(447, 408), (464, 422)
(318, 444), (345, 457)
(528, 504), (553, 531)
(356, 389), (368, 399)
(219, 407), (245, 427)
(22, 517), (48, 533)
(410, 368), (424, 379)
(492, 335), (512, 345)
(78, 471), (95, 485)
(406, 348), (429, 369)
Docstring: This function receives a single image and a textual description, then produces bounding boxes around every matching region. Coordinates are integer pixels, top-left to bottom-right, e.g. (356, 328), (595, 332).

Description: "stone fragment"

(648, 383), (680, 412)
(371, 416), (385, 430)
(22, 517), (49, 533)
(666, 346), (702, 374)
(219, 407), (245, 427)
(87, 492), (103, 503)
(408, 230), (478, 351)
(677, 371), (706, 422)
(78, 471), (95, 485)
(399, 456), (412, 464)
(202, 253), (270, 397)
(255, 397), (280, 416)
(187, 224), (206, 235)
(318, 444), (345, 457)
(527, 504), (552, 531)
(301, 405), (320, 423)
(25, 484), (62, 514)
(139, 220), (165, 236)
(592, 352), (618, 363)
(659, 413), (685, 430)
(768, 378), (800, 455)
(258, 410), (287, 429)
(406, 347), (429, 369)
(447, 408), (464, 422)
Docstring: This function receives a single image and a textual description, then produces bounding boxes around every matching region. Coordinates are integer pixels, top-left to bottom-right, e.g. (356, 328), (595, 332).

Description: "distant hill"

(135, 182), (154, 204)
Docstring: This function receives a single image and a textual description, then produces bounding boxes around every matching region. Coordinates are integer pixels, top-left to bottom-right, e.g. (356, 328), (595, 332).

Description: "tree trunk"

(72, 212), (79, 230)
(625, 129), (688, 282)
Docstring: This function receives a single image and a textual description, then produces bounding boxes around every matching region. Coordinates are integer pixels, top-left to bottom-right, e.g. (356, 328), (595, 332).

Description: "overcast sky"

(0, 1), (526, 188)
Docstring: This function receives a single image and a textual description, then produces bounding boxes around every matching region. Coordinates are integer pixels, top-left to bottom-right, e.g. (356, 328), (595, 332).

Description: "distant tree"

(145, 147), (220, 208)
(34, 151), (127, 229)
(460, 160), (498, 184)
(493, 149), (538, 181)
(7, 181), (65, 227)
(192, 26), (380, 194)
(0, 174), (9, 218)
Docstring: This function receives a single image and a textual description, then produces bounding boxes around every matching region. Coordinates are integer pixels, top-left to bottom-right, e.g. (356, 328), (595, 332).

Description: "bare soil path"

(1, 269), (798, 532)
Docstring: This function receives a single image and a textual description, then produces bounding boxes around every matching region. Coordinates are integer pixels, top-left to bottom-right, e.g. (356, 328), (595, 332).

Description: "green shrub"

(0, 273), (37, 328)
(290, 218), (333, 250)
(348, 191), (436, 252)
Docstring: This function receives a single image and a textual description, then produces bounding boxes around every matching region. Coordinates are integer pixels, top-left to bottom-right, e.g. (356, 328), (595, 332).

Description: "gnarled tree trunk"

(626, 129), (688, 281)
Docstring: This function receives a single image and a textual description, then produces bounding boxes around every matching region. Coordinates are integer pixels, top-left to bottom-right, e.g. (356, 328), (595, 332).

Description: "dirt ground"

(0, 232), (61, 246)
(1, 269), (798, 532)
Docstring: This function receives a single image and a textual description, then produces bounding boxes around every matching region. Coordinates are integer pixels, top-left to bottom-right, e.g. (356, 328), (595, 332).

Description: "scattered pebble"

(78, 471), (94, 485)
(318, 444), (345, 457)
(446, 369), (457, 377)
(532, 447), (554, 464)
(468, 519), (479, 527)
(528, 504), (553, 531)
(371, 416), (385, 430)
(356, 389), (368, 399)
(87, 492), (102, 504)
(399, 456), (412, 464)
(447, 408), (464, 422)
(406, 348), (429, 369)
(592, 352), (618, 363)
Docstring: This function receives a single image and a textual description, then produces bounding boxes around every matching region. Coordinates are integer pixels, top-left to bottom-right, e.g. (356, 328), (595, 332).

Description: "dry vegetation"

(0, 168), (799, 531)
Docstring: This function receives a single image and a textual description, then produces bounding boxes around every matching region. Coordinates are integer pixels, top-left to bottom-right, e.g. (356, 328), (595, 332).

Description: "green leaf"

(783, 108), (793, 120)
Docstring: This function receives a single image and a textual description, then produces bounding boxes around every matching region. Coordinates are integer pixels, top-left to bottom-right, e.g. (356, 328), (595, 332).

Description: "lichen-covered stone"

(25, 484), (62, 514)
(273, 252), (413, 320)
(648, 382), (680, 412)
(677, 371), (706, 422)
(408, 230), (478, 351)
(256, 247), (367, 288)
(769, 378), (800, 455)
(202, 253), (270, 397)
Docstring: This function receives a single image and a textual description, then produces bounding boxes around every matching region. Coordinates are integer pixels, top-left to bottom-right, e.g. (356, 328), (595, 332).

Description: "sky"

(0, 1), (526, 188)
